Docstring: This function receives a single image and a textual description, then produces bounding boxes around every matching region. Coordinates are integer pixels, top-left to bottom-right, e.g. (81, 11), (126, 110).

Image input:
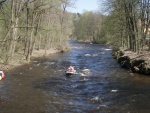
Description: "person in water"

(67, 66), (75, 72)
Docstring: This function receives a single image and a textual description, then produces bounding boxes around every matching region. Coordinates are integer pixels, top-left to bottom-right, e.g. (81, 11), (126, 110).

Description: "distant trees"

(73, 0), (150, 54)
(73, 11), (105, 43)
(0, 0), (74, 64)
(99, 0), (150, 53)
(1, 0), (149, 64)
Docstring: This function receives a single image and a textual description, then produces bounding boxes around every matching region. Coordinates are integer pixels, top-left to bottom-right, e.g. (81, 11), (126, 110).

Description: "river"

(0, 40), (150, 113)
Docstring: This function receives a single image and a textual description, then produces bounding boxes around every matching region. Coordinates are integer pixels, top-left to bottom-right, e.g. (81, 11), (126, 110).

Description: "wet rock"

(113, 48), (150, 75)
(112, 48), (124, 59)
(117, 56), (130, 68)
(130, 59), (144, 73)
(139, 61), (150, 75)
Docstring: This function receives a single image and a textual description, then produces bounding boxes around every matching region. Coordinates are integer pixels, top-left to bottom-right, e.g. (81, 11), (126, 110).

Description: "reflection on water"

(0, 40), (150, 113)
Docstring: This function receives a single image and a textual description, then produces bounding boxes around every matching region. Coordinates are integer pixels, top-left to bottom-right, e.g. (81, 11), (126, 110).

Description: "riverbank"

(112, 48), (150, 75)
(0, 48), (62, 71)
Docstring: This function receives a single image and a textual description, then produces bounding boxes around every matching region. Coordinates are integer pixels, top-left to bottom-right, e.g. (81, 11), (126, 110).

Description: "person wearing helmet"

(67, 66), (75, 72)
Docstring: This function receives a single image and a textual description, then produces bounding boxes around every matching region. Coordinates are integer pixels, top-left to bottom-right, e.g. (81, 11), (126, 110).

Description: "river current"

(0, 40), (150, 113)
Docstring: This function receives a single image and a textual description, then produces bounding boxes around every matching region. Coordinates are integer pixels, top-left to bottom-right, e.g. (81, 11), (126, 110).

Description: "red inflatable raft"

(0, 71), (5, 80)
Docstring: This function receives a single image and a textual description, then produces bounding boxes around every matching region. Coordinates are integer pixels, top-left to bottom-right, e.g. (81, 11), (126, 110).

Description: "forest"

(74, 0), (150, 53)
(0, 0), (74, 64)
(0, 0), (150, 65)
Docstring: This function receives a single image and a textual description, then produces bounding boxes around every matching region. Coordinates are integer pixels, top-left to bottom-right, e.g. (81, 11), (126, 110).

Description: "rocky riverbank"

(112, 48), (150, 75)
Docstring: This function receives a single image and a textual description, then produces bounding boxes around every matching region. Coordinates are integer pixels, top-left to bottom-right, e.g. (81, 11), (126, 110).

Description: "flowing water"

(0, 40), (150, 113)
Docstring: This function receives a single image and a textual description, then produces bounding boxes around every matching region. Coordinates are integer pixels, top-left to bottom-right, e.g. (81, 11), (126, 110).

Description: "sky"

(67, 0), (102, 13)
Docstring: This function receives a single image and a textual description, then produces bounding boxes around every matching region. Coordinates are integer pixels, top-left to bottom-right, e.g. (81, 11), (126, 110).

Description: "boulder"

(112, 48), (150, 75)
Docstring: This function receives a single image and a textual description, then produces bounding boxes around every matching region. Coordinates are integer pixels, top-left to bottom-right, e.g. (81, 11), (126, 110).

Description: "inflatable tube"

(2, 72), (5, 79)
(0, 71), (5, 80)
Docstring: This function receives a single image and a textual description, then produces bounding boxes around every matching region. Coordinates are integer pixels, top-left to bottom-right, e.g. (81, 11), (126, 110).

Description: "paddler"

(67, 66), (75, 72)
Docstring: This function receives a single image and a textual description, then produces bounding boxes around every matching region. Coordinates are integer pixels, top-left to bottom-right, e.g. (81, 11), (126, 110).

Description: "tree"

(0, 0), (75, 64)
(73, 11), (104, 43)
(99, 0), (150, 53)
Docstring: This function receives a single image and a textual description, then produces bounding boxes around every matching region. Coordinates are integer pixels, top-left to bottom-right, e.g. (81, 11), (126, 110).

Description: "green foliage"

(100, 0), (150, 52)
(73, 11), (106, 43)
(0, 0), (74, 63)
